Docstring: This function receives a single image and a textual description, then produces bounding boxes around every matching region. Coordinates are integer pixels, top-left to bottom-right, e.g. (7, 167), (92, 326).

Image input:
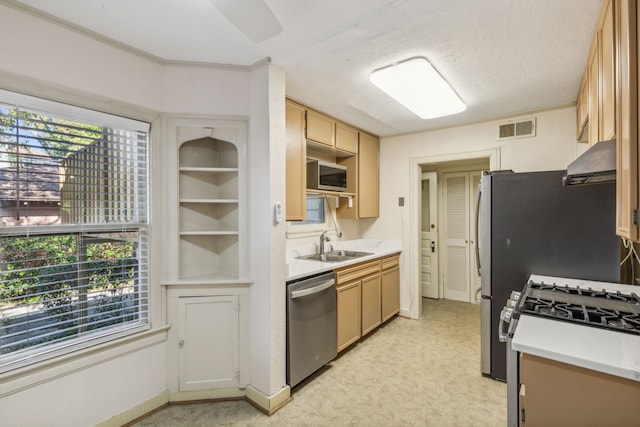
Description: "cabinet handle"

(178, 340), (184, 348)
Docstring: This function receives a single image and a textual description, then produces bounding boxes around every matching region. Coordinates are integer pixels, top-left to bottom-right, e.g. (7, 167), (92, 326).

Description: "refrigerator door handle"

(474, 183), (482, 276)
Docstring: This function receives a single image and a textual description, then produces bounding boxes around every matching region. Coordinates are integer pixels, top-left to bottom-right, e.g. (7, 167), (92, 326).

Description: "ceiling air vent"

(498, 118), (536, 140)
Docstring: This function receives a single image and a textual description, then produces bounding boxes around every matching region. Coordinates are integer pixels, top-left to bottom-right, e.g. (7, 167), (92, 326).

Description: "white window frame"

(286, 195), (332, 238)
(0, 89), (151, 373)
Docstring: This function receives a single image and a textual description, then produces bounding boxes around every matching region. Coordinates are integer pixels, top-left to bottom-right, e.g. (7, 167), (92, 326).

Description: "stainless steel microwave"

(307, 159), (347, 192)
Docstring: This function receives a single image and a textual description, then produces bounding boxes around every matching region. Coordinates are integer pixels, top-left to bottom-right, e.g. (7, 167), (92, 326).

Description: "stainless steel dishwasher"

(286, 270), (337, 387)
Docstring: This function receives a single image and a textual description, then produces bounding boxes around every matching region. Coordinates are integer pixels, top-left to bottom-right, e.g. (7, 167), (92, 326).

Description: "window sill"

(0, 325), (169, 398)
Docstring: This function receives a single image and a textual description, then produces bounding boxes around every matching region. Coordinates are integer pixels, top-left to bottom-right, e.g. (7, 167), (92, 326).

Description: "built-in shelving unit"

(179, 137), (238, 280)
(163, 118), (249, 397)
(172, 123), (246, 282)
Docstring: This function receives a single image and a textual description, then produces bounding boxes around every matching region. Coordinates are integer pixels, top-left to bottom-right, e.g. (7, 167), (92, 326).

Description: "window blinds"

(0, 91), (149, 372)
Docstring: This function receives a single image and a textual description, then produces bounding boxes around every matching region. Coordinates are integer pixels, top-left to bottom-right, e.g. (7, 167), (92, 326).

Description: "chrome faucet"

(319, 231), (331, 255)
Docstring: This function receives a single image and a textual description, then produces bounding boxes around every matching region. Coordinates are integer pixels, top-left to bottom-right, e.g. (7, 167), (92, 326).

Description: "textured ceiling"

(10, 0), (602, 137)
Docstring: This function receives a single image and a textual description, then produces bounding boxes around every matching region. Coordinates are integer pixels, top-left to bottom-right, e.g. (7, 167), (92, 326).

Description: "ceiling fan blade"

(210, 0), (283, 43)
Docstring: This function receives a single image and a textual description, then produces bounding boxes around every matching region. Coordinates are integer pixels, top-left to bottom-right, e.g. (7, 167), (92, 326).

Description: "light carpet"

(131, 298), (507, 426)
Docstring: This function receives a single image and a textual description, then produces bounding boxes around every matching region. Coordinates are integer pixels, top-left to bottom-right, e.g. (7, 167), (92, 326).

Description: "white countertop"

(286, 239), (401, 281)
(511, 274), (640, 381)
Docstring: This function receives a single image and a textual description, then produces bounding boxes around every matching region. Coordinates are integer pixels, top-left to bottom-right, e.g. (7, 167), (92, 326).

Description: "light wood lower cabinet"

(519, 353), (640, 426)
(335, 256), (398, 352)
(361, 273), (381, 336)
(337, 280), (361, 352)
(381, 254), (400, 322)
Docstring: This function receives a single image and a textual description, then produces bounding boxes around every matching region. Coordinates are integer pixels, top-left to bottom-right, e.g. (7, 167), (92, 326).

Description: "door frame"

(420, 172), (438, 299)
(409, 149), (499, 319)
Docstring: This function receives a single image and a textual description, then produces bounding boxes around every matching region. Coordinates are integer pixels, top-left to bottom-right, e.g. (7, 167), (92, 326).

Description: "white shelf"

(179, 167), (238, 173)
(179, 199), (238, 204)
(180, 230), (239, 236)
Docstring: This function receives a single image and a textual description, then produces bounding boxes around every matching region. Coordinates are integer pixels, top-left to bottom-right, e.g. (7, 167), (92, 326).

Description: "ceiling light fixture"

(369, 57), (466, 119)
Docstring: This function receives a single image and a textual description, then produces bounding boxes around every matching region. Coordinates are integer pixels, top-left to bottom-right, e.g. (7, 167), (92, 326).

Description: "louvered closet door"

(443, 173), (470, 301)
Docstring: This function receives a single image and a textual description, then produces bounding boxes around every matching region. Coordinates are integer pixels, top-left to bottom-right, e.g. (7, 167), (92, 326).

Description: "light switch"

(274, 202), (283, 223)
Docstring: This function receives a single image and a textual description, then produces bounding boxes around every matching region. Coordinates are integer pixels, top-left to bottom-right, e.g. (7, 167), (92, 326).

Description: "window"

(286, 195), (342, 239)
(0, 90), (149, 372)
(293, 195), (325, 225)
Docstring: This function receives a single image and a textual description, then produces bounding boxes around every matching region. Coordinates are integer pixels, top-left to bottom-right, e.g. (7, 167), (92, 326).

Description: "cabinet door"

(335, 122), (358, 154)
(520, 353), (640, 426)
(361, 273), (381, 336)
(286, 101), (307, 221)
(178, 295), (239, 391)
(381, 266), (400, 322)
(576, 75), (589, 141)
(358, 132), (380, 218)
(588, 45), (600, 146)
(306, 110), (335, 147)
(616, 0), (639, 241)
(337, 280), (361, 352)
(600, 0), (616, 141)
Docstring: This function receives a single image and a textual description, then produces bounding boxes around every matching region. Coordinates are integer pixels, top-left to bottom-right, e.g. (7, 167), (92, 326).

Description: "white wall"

(364, 106), (584, 318)
(0, 4), (282, 426)
(248, 64), (288, 397)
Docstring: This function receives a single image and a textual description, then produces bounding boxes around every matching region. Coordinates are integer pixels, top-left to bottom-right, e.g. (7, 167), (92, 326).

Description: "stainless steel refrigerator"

(477, 170), (620, 381)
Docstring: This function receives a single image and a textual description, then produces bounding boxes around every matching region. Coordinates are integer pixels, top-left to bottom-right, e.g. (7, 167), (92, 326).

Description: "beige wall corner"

(245, 385), (291, 415)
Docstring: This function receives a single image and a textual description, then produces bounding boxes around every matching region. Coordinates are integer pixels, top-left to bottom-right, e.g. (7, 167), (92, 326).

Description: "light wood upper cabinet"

(600, 0), (616, 141)
(286, 100), (380, 220)
(358, 132), (380, 218)
(335, 122), (358, 154)
(306, 110), (335, 147)
(577, 0), (640, 243)
(285, 101), (306, 221)
(588, 44), (600, 146)
(615, 0), (639, 241)
(580, 0), (616, 146)
(576, 74), (589, 141)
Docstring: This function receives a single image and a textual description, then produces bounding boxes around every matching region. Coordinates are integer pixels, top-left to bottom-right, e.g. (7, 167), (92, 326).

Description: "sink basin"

(296, 250), (373, 263)
(327, 250), (373, 258)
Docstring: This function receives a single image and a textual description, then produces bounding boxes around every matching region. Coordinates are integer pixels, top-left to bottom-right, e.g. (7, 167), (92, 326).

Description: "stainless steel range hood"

(562, 139), (616, 186)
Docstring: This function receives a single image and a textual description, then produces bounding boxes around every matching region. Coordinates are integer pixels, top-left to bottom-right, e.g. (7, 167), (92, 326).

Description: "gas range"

(514, 280), (640, 335)
(503, 275), (640, 427)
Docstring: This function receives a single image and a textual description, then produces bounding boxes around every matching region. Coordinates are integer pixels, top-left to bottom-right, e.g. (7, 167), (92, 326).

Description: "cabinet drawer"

(336, 259), (381, 284)
(381, 254), (399, 270)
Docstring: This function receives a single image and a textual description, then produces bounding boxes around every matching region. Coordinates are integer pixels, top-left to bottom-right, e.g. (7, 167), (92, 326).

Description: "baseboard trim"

(97, 385), (292, 425)
(96, 390), (169, 427)
(400, 308), (411, 318)
(245, 385), (291, 415)
(168, 388), (245, 402)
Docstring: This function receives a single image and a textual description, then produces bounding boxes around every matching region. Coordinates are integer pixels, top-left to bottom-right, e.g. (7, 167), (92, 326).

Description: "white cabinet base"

(178, 295), (239, 391)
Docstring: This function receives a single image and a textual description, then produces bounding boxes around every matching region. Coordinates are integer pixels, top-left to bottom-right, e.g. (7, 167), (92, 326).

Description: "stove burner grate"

(518, 281), (640, 336)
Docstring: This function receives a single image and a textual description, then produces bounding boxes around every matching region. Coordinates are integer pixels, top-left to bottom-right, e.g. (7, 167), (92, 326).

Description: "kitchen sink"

(296, 250), (373, 263)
